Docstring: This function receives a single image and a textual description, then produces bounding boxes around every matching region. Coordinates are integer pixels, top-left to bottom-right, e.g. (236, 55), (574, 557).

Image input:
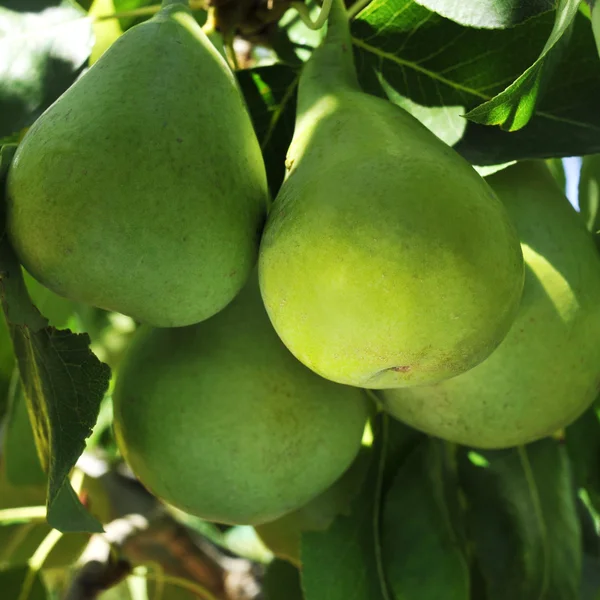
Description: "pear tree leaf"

(579, 155), (600, 236)
(565, 406), (600, 514)
(3, 376), (46, 487)
(301, 415), (424, 600)
(577, 495), (600, 559)
(264, 560), (304, 600)
(0, 145), (109, 533)
(381, 439), (469, 600)
(412, 0), (554, 29)
(459, 439), (581, 600)
(0, 566), (48, 600)
(546, 157), (567, 192)
(464, 0), (580, 131)
(351, 1), (600, 162)
(582, 555), (600, 600)
(237, 64), (299, 198)
(0, 1), (94, 139)
(89, 0), (123, 64)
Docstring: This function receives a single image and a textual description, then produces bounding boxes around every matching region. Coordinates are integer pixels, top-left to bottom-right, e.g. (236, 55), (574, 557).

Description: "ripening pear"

(382, 161), (600, 448)
(112, 276), (369, 525)
(258, 0), (524, 389)
(7, 0), (268, 327)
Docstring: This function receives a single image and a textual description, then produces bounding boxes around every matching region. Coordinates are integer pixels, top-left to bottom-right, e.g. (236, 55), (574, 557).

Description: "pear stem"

(160, 0), (189, 8)
(300, 0), (359, 95)
(348, 0), (373, 18)
(290, 0), (333, 30)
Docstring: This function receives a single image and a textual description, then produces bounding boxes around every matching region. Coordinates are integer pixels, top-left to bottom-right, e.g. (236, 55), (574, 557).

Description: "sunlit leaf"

(412, 0), (554, 28)
(0, 1), (93, 138)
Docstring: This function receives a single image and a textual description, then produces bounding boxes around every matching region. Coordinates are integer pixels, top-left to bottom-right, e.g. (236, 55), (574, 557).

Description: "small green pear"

(259, 0), (524, 389)
(382, 161), (600, 448)
(112, 276), (369, 525)
(7, 0), (268, 327)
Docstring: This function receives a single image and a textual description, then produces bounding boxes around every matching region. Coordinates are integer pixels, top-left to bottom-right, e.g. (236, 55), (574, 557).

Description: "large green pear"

(112, 277), (369, 525)
(7, 0), (268, 327)
(258, 0), (524, 389)
(382, 161), (600, 448)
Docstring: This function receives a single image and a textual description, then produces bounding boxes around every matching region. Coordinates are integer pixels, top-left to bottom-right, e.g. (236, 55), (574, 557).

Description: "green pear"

(112, 276), (369, 526)
(382, 161), (600, 448)
(258, 0), (524, 389)
(255, 444), (371, 566)
(7, 0), (268, 327)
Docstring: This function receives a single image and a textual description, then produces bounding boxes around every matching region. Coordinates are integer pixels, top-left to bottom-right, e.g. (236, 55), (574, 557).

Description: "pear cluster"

(6, 0), (600, 528)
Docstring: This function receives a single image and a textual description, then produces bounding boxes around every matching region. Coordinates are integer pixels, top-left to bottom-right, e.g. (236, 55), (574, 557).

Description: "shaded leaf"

(351, 2), (600, 162)
(0, 1), (93, 138)
(3, 376), (46, 487)
(579, 155), (600, 235)
(464, 0), (579, 131)
(0, 146), (109, 533)
(382, 439), (469, 600)
(546, 157), (567, 192)
(0, 566), (47, 600)
(454, 13), (600, 163)
(577, 495), (600, 559)
(459, 439), (581, 600)
(566, 406), (600, 514)
(301, 415), (423, 600)
(264, 559), (304, 600)
(237, 64), (298, 198)
(412, 0), (554, 28)
(582, 555), (600, 600)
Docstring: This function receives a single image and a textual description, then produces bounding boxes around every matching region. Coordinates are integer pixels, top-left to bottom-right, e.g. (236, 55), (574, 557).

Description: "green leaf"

(582, 555), (600, 600)
(301, 415), (424, 600)
(0, 312), (14, 424)
(464, 0), (580, 131)
(3, 377), (46, 487)
(412, 0), (554, 28)
(579, 155), (600, 235)
(459, 439), (581, 600)
(546, 157), (567, 192)
(352, 2), (600, 162)
(0, 1), (93, 139)
(577, 495), (600, 559)
(566, 407), (600, 514)
(381, 440), (469, 600)
(0, 146), (109, 533)
(0, 566), (48, 600)
(264, 560), (304, 600)
(237, 65), (298, 197)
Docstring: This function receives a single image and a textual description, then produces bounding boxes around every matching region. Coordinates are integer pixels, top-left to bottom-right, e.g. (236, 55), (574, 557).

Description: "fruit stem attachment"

(289, 0), (333, 30)
(299, 0), (359, 96)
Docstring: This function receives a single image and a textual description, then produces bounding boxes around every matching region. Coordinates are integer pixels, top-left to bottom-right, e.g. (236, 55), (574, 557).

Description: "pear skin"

(382, 162), (600, 448)
(7, 0), (268, 327)
(113, 277), (369, 525)
(259, 0), (524, 389)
